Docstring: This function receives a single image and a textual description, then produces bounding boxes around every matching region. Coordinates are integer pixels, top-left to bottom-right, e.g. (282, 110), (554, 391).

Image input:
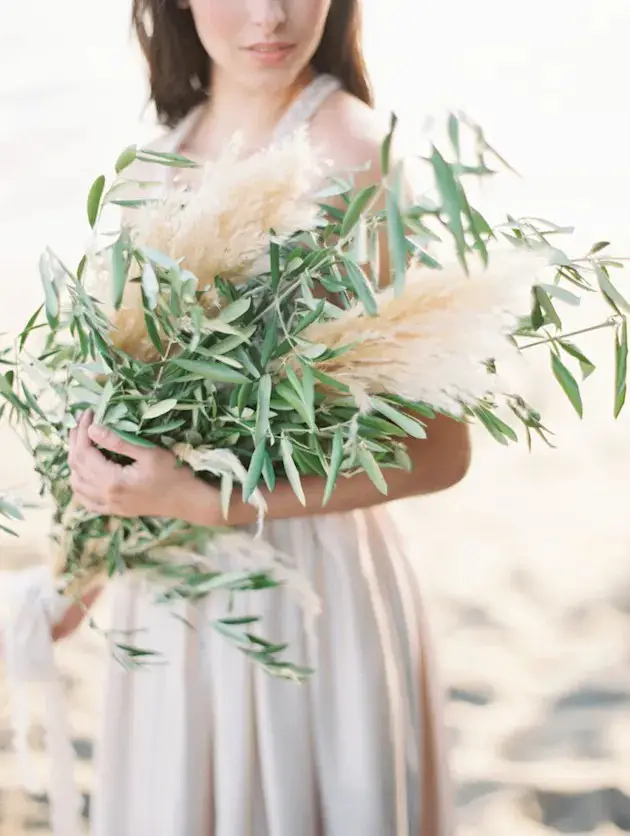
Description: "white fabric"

(93, 510), (452, 836)
(0, 565), (83, 836)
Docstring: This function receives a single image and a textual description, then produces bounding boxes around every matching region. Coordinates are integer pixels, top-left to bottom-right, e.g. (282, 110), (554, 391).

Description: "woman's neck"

(184, 65), (317, 160)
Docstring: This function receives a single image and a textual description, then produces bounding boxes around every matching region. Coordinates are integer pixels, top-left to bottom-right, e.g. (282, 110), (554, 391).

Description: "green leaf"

(94, 378), (115, 424)
(589, 241), (610, 255)
(173, 359), (249, 384)
(340, 185), (378, 238)
(111, 236), (127, 310)
(114, 145), (137, 174)
(614, 319), (628, 418)
(0, 498), (24, 521)
(430, 145), (467, 268)
(380, 112), (398, 176)
(39, 254), (59, 328)
(386, 168), (409, 295)
(262, 453), (276, 491)
(255, 374), (272, 445)
(219, 298), (251, 324)
(280, 437), (306, 506)
(551, 352), (583, 418)
(270, 240), (281, 292)
(70, 369), (103, 394)
(595, 264), (630, 313)
(448, 113), (461, 158)
(558, 340), (596, 380)
(285, 366), (315, 427)
(87, 174), (106, 228)
(144, 312), (164, 356)
(18, 305), (44, 351)
(394, 445), (413, 471)
(136, 149), (199, 168)
(275, 381), (312, 428)
(473, 405), (518, 444)
(343, 259), (377, 315)
(299, 362), (315, 420)
(141, 260), (159, 310)
(260, 317), (278, 366)
(311, 367), (351, 394)
(243, 440), (267, 502)
(20, 382), (47, 421)
(371, 398), (427, 439)
(115, 643), (159, 659)
(323, 429), (344, 506)
(110, 429), (157, 448)
(357, 448), (388, 495)
(534, 286), (562, 329)
(539, 283), (581, 307)
(143, 398), (178, 421)
(140, 247), (180, 271)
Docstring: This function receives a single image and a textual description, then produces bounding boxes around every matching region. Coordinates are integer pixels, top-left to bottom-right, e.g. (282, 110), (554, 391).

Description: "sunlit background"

(2, 1), (630, 833)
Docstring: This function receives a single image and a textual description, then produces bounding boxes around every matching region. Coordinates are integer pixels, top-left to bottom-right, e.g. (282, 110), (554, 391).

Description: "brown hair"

(131, 0), (373, 128)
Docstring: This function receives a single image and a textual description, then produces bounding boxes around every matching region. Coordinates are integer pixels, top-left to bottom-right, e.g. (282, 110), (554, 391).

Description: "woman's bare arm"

(51, 585), (103, 642)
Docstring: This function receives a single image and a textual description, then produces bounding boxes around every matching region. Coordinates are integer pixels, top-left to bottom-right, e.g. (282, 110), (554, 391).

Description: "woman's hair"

(131, 0), (373, 128)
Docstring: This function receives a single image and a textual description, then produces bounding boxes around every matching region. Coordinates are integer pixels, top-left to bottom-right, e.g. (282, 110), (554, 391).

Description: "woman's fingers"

(72, 491), (107, 514)
(69, 410), (118, 484)
(69, 468), (105, 504)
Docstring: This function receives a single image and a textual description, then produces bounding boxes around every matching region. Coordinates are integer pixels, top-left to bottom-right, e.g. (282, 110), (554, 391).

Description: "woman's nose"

(247, 0), (288, 34)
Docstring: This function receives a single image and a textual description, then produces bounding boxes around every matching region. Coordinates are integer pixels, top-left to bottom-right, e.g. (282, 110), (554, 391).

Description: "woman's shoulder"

(310, 90), (405, 186)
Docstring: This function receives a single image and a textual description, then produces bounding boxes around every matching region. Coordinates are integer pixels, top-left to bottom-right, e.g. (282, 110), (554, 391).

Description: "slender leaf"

(111, 236), (127, 310)
(280, 437), (306, 506)
(341, 185), (378, 238)
(39, 254), (59, 328)
(110, 429), (157, 448)
(380, 112), (398, 176)
(551, 353), (583, 417)
(371, 398), (427, 439)
(448, 113), (461, 158)
(141, 260), (159, 310)
(386, 166), (409, 295)
(558, 340), (596, 379)
(220, 298), (251, 324)
(173, 359), (249, 384)
(357, 448), (388, 495)
(614, 319), (628, 418)
(255, 374), (272, 445)
(87, 174), (106, 228)
(595, 263), (630, 313)
(115, 145), (137, 174)
(534, 286), (562, 329)
(343, 259), (377, 315)
(143, 398), (178, 421)
(322, 429), (344, 506)
(243, 440), (267, 502)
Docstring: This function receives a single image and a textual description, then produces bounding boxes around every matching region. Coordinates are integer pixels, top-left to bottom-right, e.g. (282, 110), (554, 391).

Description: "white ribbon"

(0, 565), (83, 836)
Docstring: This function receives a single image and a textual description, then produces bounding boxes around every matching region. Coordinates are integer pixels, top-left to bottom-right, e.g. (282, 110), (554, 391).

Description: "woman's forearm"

(51, 585), (102, 642)
(180, 415), (471, 528)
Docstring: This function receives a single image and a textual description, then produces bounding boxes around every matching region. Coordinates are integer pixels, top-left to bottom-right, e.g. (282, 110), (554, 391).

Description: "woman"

(22, 1), (471, 834)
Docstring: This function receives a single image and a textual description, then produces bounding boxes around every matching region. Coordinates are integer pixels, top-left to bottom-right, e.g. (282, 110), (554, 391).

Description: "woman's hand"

(68, 410), (204, 519)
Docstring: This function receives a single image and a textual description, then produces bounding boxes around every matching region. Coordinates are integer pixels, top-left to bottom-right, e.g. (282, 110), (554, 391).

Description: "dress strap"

(272, 74), (342, 142)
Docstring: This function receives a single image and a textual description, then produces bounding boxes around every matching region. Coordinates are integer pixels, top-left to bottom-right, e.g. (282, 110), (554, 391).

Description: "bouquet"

(1, 114), (627, 678)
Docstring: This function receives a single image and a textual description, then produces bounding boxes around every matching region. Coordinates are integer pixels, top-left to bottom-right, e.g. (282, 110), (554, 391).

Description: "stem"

(520, 317), (619, 350)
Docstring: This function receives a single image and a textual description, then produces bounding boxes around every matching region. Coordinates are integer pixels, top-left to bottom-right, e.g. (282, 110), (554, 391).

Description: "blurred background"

(1, 0), (630, 833)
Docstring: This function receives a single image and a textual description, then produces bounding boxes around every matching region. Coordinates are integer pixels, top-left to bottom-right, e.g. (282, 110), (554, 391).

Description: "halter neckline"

(168, 73), (342, 159)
